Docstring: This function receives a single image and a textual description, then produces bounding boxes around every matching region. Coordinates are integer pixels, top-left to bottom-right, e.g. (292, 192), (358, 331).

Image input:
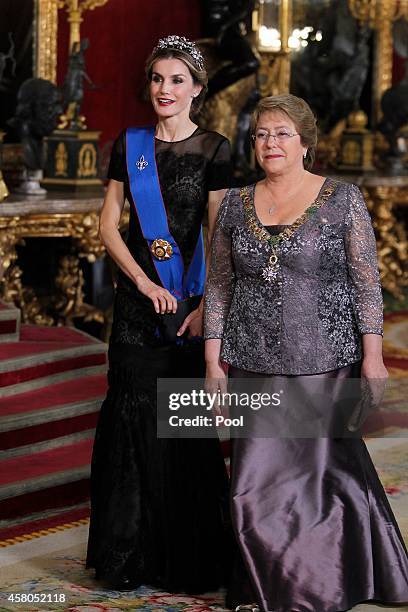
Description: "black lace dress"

(86, 128), (233, 592)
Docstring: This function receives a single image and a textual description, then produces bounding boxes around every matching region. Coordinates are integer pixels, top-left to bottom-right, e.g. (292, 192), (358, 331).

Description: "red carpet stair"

(0, 302), (107, 523)
(0, 300), (20, 343)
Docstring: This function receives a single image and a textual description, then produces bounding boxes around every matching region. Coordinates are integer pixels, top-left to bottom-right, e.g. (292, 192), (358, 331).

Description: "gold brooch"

(151, 238), (173, 260)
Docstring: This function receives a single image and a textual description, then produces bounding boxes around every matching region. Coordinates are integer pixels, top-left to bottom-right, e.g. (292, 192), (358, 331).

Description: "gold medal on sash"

(151, 238), (173, 261)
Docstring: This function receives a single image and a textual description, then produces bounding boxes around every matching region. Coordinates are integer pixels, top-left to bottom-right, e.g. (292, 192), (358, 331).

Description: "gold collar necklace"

(240, 179), (336, 282)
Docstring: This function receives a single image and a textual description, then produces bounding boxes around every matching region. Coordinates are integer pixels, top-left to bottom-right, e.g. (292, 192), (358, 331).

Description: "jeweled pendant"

(261, 262), (280, 282)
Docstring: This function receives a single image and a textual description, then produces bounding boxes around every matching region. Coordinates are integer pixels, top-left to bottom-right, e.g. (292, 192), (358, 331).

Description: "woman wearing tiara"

(86, 35), (232, 593)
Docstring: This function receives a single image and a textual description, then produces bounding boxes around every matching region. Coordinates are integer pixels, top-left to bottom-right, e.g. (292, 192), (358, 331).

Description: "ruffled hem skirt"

(86, 341), (231, 593)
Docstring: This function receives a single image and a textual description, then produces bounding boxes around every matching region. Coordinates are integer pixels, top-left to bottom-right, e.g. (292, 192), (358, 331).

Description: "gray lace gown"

(86, 128), (233, 592)
(204, 178), (408, 612)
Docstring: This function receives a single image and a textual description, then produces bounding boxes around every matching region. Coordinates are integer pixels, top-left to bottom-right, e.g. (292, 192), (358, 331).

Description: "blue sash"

(126, 127), (206, 300)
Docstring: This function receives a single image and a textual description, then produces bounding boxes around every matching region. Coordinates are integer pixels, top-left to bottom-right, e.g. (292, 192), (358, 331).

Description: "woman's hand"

(361, 355), (388, 381)
(361, 354), (388, 411)
(361, 334), (388, 404)
(205, 361), (228, 417)
(348, 354), (388, 432)
(135, 276), (177, 314)
(177, 304), (203, 338)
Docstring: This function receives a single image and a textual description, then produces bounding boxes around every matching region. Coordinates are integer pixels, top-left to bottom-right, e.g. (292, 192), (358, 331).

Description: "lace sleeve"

(345, 184), (383, 336)
(204, 190), (235, 339)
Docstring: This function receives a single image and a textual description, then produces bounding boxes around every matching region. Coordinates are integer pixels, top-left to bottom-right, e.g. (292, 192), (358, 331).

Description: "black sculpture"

(326, 26), (371, 127)
(201, 0), (261, 178)
(9, 78), (62, 170)
(61, 38), (95, 130)
(202, 0), (259, 98)
(8, 78), (62, 193)
(291, 0), (371, 131)
(378, 74), (408, 174)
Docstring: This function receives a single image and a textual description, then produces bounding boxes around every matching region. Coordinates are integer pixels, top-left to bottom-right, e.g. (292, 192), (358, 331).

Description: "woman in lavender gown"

(204, 94), (408, 612)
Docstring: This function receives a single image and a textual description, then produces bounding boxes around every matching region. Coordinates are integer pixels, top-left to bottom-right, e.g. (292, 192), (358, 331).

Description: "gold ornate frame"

(34, 0), (59, 83)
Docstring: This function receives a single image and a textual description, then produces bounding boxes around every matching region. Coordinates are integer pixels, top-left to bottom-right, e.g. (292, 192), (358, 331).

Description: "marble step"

(0, 301), (21, 343)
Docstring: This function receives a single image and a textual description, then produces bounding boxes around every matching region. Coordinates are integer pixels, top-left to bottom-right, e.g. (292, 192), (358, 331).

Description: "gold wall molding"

(372, 1), (404, 122)
(33, 0), (110, 83)
(34, 0), (59, 83)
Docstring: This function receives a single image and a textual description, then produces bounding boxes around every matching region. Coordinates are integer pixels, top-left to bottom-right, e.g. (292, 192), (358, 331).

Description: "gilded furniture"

(0, 194), (128, 325)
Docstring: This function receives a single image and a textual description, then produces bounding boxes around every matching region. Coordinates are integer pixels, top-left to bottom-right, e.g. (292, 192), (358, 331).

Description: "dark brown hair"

(145, 47), (208, 117)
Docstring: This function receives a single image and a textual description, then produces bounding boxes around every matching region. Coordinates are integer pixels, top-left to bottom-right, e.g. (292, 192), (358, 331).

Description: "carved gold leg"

(0, 222), (22, 304)
(54, 254), (104, 326)
(23, 287), (54, 326)
(363, 186), (408, 299)
(0, 220), (54, 325)
(0, 253), (53, 325)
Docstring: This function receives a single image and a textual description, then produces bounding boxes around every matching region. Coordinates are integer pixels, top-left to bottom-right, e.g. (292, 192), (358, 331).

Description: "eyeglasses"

(252, 130), (299, 143)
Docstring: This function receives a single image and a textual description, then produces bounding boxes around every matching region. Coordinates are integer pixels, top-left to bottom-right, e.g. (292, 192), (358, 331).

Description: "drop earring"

(303, 150), (307, 159)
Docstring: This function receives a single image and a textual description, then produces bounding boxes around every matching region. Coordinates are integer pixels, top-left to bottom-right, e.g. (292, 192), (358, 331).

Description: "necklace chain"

(263, 176), (305, 216)
(240, 180), (336, 282)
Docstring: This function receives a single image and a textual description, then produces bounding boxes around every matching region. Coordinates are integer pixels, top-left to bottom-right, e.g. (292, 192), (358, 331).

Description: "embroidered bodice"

(204, 179), (383, 375)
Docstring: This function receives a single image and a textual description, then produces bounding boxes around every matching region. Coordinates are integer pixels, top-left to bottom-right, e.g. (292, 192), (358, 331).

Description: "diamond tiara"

(154, 35), (205, 71)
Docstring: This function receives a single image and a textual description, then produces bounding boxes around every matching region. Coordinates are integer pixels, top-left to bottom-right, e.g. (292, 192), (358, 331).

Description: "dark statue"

(8, 78), (62, 194)
(378, 74), (408, 175)
(202, 0), (259, 98)
(201, 0), (260, 177)
(291, 0), (372, 131)
(326, 26), (371, 126)
(61, 38), (95, 130)
(9, 78), (62, 170)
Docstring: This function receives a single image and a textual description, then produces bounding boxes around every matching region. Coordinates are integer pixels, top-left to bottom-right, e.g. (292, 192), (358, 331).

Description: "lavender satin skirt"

(228, 364), (408, 612)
